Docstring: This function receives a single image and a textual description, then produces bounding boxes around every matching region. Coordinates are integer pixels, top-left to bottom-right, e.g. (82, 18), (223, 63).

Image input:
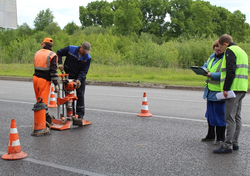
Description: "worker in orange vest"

(32, 37), (59, 136)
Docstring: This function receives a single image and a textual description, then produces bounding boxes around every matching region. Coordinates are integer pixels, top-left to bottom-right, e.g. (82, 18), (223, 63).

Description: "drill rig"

(50, 73), (91, 130)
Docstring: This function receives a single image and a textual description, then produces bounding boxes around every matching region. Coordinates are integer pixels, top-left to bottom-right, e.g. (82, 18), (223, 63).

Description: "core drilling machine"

(50, 73), (91, 130)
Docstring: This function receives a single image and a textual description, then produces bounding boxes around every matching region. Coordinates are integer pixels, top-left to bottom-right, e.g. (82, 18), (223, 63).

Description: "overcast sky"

(16, 0), (250, 29)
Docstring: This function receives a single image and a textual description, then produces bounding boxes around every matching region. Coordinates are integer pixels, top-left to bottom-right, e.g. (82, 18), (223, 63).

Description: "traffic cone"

(137, 92), (152, 117)
(48, 87), (57, 108)
(2, 119), (28, 160)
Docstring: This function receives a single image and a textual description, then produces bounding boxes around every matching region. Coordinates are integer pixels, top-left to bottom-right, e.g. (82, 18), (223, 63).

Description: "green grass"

(0, 63), (209, 87)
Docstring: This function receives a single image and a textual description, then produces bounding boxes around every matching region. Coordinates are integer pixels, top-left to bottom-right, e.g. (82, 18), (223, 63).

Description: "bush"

(1, 27), (250, 69)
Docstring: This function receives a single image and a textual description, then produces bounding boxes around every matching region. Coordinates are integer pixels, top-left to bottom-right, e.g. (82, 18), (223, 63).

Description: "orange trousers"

(33, 75), (51, 105)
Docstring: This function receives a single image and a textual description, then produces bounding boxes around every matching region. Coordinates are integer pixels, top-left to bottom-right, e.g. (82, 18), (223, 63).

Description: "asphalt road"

(0, 80), (250, 176)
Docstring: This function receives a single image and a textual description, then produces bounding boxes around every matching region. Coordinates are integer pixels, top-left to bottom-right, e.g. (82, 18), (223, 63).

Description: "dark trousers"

(74, 78), (86, 116)
(206, 123), (225, 141)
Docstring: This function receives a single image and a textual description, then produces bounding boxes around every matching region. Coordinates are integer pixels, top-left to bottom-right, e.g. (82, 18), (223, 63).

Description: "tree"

(140, 0), (169, 36)
(17, 23), (33, 37)
(189, 0), (214, 36)
(101, 2), (115, 28)
(166, 0), (193, 38)
(228, 10), (248, 42)
(63, 21), (80, 35)
(44, 22), (61, 35)
(79, 0), (114, 28)
(34, 8), (54, 31)
(114, 0), (143, 35)
(0, 28), (17, 46)
(79, 6), (92, 28)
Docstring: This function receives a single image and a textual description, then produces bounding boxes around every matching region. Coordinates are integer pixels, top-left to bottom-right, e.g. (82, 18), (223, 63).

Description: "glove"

(58, 64), (64, 71)
(76, 80), (81, 89)
(54, 85), (59, 93)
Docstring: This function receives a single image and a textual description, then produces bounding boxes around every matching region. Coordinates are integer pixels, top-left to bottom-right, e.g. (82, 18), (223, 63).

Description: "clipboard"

(189, 66), (208, 75)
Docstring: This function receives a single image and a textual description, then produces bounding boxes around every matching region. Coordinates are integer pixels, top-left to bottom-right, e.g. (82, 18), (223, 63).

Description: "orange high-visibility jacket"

(34, 49), (57, 70)
(34, 49), (58, 82)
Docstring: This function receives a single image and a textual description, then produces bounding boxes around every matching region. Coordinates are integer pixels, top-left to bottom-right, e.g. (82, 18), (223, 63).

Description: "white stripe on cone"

(10, 128), (18, 134)
(141, 105), (149, 110)
(50, 97), (56, 101)
(8, 139), (20, 146)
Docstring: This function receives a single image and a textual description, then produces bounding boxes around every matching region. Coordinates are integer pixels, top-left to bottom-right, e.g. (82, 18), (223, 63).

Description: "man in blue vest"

(213, 34), (248, 154)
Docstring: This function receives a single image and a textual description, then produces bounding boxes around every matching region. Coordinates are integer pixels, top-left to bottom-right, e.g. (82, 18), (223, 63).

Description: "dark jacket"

(57, 45), (91, 82)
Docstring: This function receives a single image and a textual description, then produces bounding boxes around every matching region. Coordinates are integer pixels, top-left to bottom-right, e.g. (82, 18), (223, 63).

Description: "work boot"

(201, 123), (215, 142)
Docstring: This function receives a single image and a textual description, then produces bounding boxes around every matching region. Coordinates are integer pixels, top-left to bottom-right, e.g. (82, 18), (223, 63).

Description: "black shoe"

(201, 137), (214, 142)
(213, 146), (232, 154)
(233, 145), (239, 150)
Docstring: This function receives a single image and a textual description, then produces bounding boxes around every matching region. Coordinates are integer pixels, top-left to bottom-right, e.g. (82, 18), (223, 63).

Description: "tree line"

(80, 0), (250, 42)
(0, 0), (250, 68)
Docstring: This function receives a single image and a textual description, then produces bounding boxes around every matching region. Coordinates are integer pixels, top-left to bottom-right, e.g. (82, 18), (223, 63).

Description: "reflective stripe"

(50, 72), (59, 81)
(216, 61), (222, 72)
(221, 75), (248, 82)
(207, 58), (213, 67)
(236, 64), (248, 68)
(50, 73), (58, 76)
(51, 77), (59, 81)
(221, 64), (248, 72)
(206, 80), (220, 85)
(235, 75), (248, 79)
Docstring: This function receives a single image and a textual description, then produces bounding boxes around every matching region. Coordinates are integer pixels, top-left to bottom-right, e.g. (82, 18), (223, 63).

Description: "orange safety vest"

(34, 49), (57, 71)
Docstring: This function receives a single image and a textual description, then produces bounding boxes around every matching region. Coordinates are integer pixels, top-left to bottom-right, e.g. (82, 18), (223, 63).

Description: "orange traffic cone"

(48, 87), (57, 108)
(2, 119), (28, 160)
(137, 92), (152, 117)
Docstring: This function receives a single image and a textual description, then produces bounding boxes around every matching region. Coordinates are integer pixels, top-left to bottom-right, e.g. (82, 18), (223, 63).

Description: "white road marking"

(1, 99), (250, 127)
(0, 151), (105, 176)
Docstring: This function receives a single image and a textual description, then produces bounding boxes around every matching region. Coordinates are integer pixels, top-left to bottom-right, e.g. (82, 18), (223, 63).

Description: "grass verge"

(0, 63), (209, 87)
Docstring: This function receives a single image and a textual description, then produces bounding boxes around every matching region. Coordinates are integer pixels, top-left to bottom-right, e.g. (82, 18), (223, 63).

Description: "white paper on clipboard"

(216, 91), (236, 100)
